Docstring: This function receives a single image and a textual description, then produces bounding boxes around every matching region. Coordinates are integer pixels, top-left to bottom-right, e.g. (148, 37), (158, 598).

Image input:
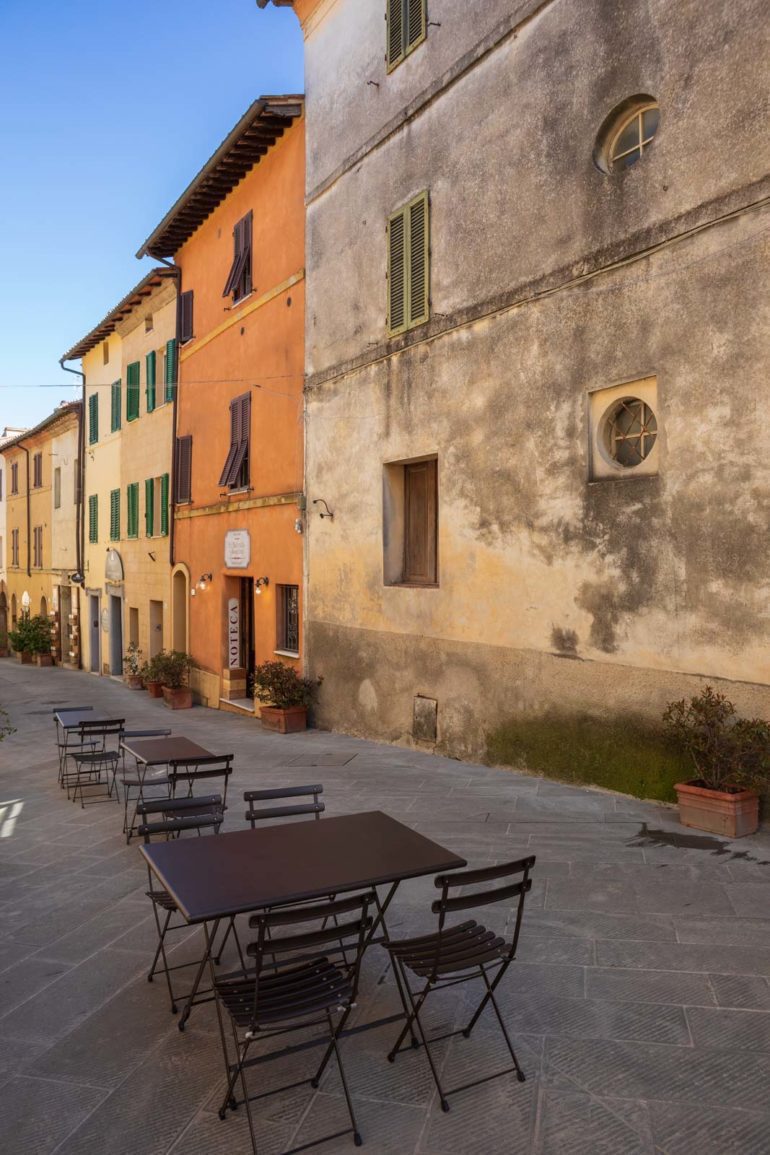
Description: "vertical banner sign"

(227, 599), (240, 669)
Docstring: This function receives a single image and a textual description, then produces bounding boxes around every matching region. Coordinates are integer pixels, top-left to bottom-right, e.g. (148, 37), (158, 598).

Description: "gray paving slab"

(1, 661), (769, 1154)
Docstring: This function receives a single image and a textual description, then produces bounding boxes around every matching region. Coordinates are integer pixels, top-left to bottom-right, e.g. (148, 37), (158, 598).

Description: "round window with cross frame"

(602, 397), (658, 468)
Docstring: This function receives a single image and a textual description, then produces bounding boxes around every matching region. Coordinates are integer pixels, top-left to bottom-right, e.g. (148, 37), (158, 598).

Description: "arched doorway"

(172, 566), (189, 653)
(40, 595), (48, 619)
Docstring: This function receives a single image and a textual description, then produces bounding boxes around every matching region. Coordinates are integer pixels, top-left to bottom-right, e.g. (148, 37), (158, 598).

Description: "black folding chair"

(55, 707), (95, 786)
(244, 783), (324, 826)
(384, 855), (536, 1111)
(68, 719), (125, 807)
(169, 755), (234, 808)
(120, 729), (173, 842)
(138, 795), (230, 1015)
(214, 891), (375, 1153)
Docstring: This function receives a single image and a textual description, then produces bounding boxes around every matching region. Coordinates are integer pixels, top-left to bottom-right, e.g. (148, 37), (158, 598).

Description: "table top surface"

(121, 736), (213, 764)
(141, 810), (467, 923)
(55, 709), (110, 728)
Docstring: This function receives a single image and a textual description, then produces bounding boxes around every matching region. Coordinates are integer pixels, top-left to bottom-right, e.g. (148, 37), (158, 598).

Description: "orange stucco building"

(138, 96), (305, 712)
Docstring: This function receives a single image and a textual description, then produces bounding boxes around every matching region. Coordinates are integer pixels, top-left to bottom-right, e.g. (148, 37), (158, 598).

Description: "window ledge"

(386, 581), (440, 589)
(273, 649), (300, 659)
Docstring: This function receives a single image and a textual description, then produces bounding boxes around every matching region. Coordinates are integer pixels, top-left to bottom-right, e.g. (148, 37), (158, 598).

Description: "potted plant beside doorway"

(664, 686), (770, 838)
(123, 643), (144, 689)
(158, 651), (193, 710)
(142, 651), (166, 698)
(9, 615), (53, 666)
(252, 660), (322, 734)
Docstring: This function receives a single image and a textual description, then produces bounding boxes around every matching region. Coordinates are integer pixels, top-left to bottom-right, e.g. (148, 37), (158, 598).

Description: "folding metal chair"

(54, 707), (95, 786)
(67, 719), (125, 808)
(138, 795), (228, 1015)
(169, 755), (234, 808)
(120, 729), (173, 842)
(244, 783), (324, 826)
(385, 854), (536, 1111)
(214, 891), (374, 1153)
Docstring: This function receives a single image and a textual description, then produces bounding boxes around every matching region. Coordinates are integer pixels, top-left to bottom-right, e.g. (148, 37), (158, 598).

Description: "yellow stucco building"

(62, 268), (177, 675)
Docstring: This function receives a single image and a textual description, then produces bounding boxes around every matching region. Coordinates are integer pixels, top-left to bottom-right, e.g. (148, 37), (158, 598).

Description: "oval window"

(595, 97), (660, 173)
(602, 397), (658, 467)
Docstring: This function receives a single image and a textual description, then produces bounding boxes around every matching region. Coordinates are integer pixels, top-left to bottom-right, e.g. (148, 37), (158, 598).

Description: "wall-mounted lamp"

(313, 498), (334, 520)
(255, 576), (270, 595)
(196, 573), (213, 592)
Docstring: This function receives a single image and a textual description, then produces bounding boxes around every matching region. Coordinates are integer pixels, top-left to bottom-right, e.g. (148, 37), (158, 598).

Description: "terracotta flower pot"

(124, 674), (144, 689)
(162, 686), (193, 710)
(260, 705), (307, 734)
(675, 780), (759, 838)
(145, 681), (164, 698)
(16, 651), (33, 665)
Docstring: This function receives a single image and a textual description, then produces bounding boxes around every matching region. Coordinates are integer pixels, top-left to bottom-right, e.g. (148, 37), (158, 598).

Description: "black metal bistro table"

(141, 810), (466, 1030)
(120, 736), (214, 840)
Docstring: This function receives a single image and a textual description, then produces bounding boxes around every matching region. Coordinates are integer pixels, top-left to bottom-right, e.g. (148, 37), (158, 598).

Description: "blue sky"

(0, 0), (303, 431)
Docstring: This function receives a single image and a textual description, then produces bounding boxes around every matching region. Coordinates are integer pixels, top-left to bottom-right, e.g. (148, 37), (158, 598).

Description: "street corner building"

(61, 267), (178, 676)
(136, 95), (305, 713)
(258, 1), (770, 763)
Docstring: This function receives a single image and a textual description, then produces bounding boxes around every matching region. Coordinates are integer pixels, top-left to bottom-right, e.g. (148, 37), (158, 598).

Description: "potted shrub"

(663, 686), (770, 837)
(143, 652), (166, 698)
(9, 615), (53, 666)
(158, 651), (193, 710)
(252, 660), (322, 734)
(123, 643), (144, 689)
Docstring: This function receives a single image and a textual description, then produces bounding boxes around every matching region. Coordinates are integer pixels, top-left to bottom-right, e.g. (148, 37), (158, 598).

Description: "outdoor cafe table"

(141, 809), (467, 1031)
(120, 735), (215, 839)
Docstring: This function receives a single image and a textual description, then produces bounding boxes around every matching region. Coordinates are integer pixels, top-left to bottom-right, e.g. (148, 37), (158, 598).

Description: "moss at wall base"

(486, 712), (691, 802)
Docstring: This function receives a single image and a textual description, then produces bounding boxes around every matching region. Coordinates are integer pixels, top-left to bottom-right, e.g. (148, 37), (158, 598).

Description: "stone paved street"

(1, 661), (769, 1155)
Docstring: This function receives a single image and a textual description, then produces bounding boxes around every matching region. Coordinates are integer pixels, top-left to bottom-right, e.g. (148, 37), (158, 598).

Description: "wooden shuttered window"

(32, 453), (42, 488)
(387, 0), (427, 71)
(175, 435), (193, 503)
(179, 291), (194, 344)
(218, 393), (251, 489)
(145, 478), (154, 537)
(126, 362), (141, 421)
(88, 392), (99, 444)
(222, 212), (253, 302)
(164, 339), (177, 403)
(160, 473), (169, 536)
(126, 483), (139, 538)
(32, 526), (43, 568)
(88, 494), (98, 543)
(387, 191), (430, 335)
(403, 459), (438, 585)
(146, 352), (156, 412)
(11, 462), (18, 494)
(109, 488), (120, 541)
(110, 380), (122, 432)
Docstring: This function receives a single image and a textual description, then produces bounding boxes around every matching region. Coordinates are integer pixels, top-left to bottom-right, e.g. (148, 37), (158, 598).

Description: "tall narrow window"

(11, 528), (20, 566)
(145, 478), (154, 537)
(223, 212), (253, 303)
(179, 290), (194, 344)
(175, 435), (193, 503)
(164, 339), (177, 403)
(218, 394), (251, 490)
(126, 482), (139, 538)
(88, 392), (99, 444)
(88, 494), (98, 543)
(387, 191), (430, 336)
(403, 459), (438, 584)
(109, 488), (120, 541)
(32, 453), (42, 488)
(111, 379), (122, 432)
(32, 526), (43, 568)
(54, 467), (61, 509)
(276, 584), (300, 655)
(159, 473), (169, 536)
(11, 462), (18, 494)
(126, 362), (141, 421)
(146, 350), (157, 412)
(387, 0), (427, 71)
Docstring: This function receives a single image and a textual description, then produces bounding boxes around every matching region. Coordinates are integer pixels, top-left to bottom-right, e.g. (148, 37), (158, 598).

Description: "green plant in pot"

(663, 686), (770, 837)
(8, 615), (53, 665)
(143, 651), (167, 698)
(157, 651), (193, 710)
(252, 660), (322, 733)
(123, 643), (144, 689)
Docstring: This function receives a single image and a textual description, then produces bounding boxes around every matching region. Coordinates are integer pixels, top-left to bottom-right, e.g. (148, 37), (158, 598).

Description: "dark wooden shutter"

(175, 435), (193, 503)
(240, 212), (253, 299)
(88, 494), (98, 543)
(218, 398), (240, 486)
(127, 362), (141, 420)
(110, 489), (120, 540)
(146, 352), (156, 412)
(164, 340), (177, 402)
(387, 0), (404, 69)
(160, 474), (169, 535)
(387, 208), (407, 335)
(407, 0), (426, 50)
(145, 478), (154, 536)
(408, 192), (429, 327)
(111, 380), (122, 432)
(88, 393), (99, 443)
(179, 291), (194, 343)
(403, 459), (437, 584)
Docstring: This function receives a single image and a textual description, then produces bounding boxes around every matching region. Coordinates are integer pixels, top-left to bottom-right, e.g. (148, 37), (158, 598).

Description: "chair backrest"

(77, 719), (125, 743)
(137, 794), (225, 841)
(168, 756), (233, 807)
(244, 784), (324, 827)
(430, 855), (536, 974)
(123, 728), (172, 739)
(248, 891), (374, 1026)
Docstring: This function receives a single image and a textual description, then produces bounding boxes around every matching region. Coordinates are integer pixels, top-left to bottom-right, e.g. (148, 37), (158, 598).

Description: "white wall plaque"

(224, 529), (250, 569)
(227, 598), (240, 669)
(105, 549), (124, 583)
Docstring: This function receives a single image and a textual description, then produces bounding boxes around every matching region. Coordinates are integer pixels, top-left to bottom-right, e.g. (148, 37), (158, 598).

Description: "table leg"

(178, 917), (221, 1032)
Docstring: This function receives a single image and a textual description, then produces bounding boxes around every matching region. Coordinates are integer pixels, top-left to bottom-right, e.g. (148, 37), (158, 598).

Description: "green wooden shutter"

(408, 191), (430, 327)
(145, 478), (154, 537)
(88, 393), (99, 444)
(146, 351), (156, 412)
(164, 339), (177, 403)
(387, 207), (407, 335)
(160, 473), (169, 536)
(407, 0), (427, 52)
(110, 381), (122, 432)
(126, 362), (140, 421)
(88, 494), (98, 542)
(109, 488), (120, 540)
(386, 0), (405, 70)
(126, 483), (138, 538)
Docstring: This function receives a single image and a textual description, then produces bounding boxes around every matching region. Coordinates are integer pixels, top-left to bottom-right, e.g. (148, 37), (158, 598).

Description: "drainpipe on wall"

(60, 359), (86, 668)
(20, 444), (31, 577)
(149, 255), (181, 569)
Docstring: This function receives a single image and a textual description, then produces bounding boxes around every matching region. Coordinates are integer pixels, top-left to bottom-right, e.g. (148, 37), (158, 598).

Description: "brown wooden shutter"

(403, 459), (437, 584)
(179, 291), (194, 343)
(408, 192), (429, 327)
(218, 394), (250, 487)
(175, 435), (193, 502)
